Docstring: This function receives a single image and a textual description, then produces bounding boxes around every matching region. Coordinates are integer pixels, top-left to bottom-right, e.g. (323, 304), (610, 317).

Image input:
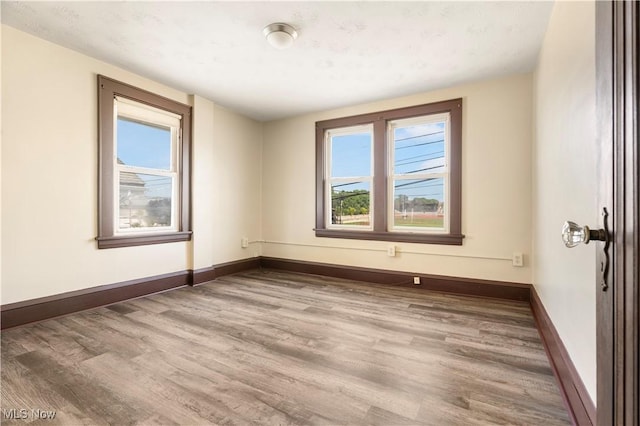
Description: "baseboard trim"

(1, 271), (190, 330)
(192, 257), (261, 285)
(1, 254), (595, 425)
(530, 287), (596, 425)
(192, 266), (216, 285)
(1, 257), (262, 329)
(260, 256), (531, 301)
(0, 256), (529, 329)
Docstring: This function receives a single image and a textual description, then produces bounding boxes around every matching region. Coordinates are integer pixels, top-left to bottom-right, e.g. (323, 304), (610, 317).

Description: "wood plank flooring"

(1, 269), (570, 425)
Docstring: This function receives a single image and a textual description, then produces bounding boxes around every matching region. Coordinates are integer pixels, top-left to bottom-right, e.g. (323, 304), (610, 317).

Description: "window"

(97, 75), (192, 249)
(327, 125), (373, 229)
(315, 99), (463, 245)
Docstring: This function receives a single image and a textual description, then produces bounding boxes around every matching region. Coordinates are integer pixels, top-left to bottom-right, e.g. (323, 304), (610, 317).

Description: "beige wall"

(210, 105), (263, 264)
(1, 7), (599, 403)
(191, 95), (216, 270)
(0, 24), (3, 295)
(1, 26), (261, 304)
(262, 74), (533, 283)
(532, 1), (596, 401)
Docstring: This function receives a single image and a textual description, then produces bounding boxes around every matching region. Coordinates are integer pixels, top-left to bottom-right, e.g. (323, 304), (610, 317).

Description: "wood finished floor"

(1, 269), (570, 425)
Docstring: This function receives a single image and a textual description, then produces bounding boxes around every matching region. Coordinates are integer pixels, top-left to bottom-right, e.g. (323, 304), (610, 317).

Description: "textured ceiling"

(1, 1), (554, 121)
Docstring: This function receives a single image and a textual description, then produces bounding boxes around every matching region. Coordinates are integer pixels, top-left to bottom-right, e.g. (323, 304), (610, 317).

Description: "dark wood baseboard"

(260, 256), (531, 301)
(1, 254), (596, 425)
(530, 287), (596, 425)
(191, 266), (216, 285)
(192, 257), (261, 285)
(263, 256), (595, 423)
(1, 271), (190, 330)
(1, 257), (262, 330)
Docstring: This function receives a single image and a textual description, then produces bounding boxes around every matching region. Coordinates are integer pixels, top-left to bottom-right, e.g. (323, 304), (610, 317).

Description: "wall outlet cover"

(512, 252), (524, 267)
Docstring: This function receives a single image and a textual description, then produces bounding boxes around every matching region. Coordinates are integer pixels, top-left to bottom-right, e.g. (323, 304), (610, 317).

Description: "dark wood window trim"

(97, 75), (192, 249)
(315, 98), (463, 245)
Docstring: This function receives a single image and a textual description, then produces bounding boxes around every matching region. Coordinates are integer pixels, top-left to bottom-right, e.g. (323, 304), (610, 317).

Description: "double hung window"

(316, 98), (463, 245)
(115, 98), (180, 233)
(326, 125), (374, 229)
(97, 76), (192, 249)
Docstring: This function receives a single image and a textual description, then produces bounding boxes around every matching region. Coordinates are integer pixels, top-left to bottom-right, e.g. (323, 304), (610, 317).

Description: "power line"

(395, 182), (442, 190)
(394, 130), (444, 142)
(331, 191), (369, 201)
(394, 177), (437, 189)
(406, 164), (445, 174)
(331, 181), (366, 189)
(395, 152), (444, 167)
(331, 177), (443, 192)
(395, 138), (445, 150)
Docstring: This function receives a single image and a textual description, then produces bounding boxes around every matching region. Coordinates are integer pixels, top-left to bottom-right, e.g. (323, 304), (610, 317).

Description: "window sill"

(315, 229), (464, 245)
(97, 231), (192, 249)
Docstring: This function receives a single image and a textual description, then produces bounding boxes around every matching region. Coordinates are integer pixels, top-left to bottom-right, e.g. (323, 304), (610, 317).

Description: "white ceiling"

(1, 1), (554, 121)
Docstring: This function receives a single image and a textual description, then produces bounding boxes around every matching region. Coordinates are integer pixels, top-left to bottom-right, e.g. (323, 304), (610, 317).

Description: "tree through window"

(315, 99), (463, 245)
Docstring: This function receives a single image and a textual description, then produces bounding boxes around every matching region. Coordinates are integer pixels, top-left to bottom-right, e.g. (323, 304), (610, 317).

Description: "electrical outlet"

(241, 237), (249, 248)
(387, 245), (396, 257)
(413, 276), (421, 285)
(512, 252), (524, 267)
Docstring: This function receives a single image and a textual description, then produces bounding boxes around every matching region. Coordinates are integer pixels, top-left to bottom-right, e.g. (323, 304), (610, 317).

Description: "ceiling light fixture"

(263, 23), (298, 50)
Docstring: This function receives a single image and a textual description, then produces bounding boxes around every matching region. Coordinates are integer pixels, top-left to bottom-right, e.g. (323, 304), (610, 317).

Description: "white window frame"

(113, 97), (182, 235)
(387, 113), (451, 234)
(325, 124), (374, 230)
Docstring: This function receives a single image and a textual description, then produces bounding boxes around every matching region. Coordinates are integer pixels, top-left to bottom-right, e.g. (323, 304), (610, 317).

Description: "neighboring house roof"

(117, 158), (146, 188)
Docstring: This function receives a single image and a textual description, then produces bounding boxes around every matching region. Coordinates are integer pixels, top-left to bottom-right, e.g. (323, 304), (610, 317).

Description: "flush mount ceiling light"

(263, 23), (298, 49)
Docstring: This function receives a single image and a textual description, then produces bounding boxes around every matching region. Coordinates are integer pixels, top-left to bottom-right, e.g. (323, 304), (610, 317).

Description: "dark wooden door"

(596, 1), (638, 425)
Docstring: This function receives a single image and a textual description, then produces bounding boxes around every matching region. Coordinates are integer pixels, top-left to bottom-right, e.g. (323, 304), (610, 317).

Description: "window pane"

(119, 172), (173, 229)
(394, 121), (445, 175)
(330, 132), (372, 177)
(117, 118), (172, 170)
(393, 178), (444, 229)
(331, 181), (371, 226)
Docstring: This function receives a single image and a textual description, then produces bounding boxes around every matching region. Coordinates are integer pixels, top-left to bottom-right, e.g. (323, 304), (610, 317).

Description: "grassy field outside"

(394, 216), (444, 228)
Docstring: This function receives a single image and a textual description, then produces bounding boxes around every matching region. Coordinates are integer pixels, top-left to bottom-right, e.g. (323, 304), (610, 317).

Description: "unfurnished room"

(1, 1), (638, 425)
